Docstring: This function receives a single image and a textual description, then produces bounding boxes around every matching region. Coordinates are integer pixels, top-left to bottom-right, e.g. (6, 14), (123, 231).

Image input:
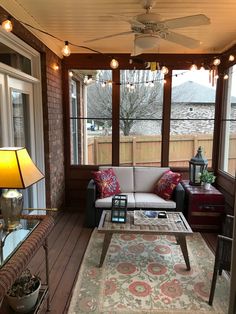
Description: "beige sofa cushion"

(95, 192), (135, 208)
(134, 193), (176, 209)
(134, 167), (170, 192)
(99, 166), (134, 192)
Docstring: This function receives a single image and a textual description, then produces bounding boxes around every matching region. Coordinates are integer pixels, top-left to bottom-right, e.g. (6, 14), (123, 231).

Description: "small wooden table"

(98, 211), (193, 269)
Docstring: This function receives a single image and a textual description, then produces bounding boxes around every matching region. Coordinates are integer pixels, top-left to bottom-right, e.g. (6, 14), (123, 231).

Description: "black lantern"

(111, 195), (127, 223)
(189, 146), (208, 186)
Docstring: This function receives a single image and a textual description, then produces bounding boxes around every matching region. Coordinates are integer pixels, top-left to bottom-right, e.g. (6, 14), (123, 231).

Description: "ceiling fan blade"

(110, 15), (145, 28)
(163, 14), (210, 29)
(84, 31), (134, 43)
(164, 31), (201, 49)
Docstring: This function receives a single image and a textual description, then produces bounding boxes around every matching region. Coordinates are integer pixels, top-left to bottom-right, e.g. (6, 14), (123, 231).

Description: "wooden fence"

(87, 134), (236, 174)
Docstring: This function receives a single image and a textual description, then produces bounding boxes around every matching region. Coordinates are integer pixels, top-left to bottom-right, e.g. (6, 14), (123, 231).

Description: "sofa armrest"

(85, 179), (97, 227)
(173, 183), (185, 212)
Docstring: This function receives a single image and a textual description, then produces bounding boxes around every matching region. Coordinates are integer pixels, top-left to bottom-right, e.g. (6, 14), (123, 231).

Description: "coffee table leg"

(176, 236), (191, 270)
(99, 232), (113, 267)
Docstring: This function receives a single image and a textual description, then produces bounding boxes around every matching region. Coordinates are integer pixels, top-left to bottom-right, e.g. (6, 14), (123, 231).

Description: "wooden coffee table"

(97, 210), (193, 269)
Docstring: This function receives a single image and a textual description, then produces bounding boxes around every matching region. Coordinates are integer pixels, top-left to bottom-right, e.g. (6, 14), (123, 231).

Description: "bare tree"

(87, 70), (163, 135)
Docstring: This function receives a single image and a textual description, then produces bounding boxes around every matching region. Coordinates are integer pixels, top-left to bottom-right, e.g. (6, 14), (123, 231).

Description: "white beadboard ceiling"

(1, 0), (236, 57)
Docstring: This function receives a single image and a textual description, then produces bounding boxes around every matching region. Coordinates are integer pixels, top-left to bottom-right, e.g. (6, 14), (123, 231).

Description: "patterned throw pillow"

(92, 168), (121, 199)
(153, 170), (182, 200)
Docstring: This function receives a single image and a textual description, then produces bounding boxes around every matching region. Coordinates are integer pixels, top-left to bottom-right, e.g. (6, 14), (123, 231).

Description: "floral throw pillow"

(154, 170), (182, 200)
(92, 168), (121, 199)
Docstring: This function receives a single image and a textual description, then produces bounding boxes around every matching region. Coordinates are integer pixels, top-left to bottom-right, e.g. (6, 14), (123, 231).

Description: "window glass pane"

(0, 42), (31, 75)
(170, 70), (216, 167)
(69, 70), (112, 165)
(120, 69), (164, 166)
(220, 65), (236, 177)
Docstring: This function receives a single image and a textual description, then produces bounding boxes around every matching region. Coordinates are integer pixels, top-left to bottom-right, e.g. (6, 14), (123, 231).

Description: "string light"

(213, 58), (221, 66)
(110, 58), (119, 69)
(69, 71), (73, 77)
(1, 15), (235, 73)
(1, 16), (13, 32)
(62, 41), (71, 57)
(224, 74), (229, 80)
(161, 66), (169, 75)
(190, 63), (198, 71)
(52, 63), (59, 71)
(101, 81), (106, 87)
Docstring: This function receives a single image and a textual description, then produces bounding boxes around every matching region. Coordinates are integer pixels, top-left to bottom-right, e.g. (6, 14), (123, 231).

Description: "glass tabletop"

(0, 219), (39, 267)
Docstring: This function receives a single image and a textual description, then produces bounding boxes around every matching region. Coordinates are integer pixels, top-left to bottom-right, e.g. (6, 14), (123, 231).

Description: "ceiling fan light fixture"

(135, 34), (159, 49)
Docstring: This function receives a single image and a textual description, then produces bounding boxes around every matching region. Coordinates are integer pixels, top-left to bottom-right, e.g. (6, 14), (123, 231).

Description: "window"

(169, 70), (216, 167)
(0, 42), (31, 75)
(119, 69), (164, 166)
(69, 70), (112, 165)
(220, 65), (236, 177)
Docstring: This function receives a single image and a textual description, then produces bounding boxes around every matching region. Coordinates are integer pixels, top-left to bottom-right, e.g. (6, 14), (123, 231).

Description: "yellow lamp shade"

(0, 147), (44, 189)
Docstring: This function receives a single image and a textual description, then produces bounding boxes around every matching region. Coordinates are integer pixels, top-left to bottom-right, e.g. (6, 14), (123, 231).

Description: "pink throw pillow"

(92, 168), (121, 199)
(154, 170), (182, 200)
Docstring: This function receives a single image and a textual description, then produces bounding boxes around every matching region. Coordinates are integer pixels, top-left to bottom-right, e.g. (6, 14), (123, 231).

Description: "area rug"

(68, 229), (229, 314)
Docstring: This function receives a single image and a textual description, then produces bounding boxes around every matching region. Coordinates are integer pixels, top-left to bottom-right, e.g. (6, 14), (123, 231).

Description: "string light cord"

(17, 20), (106, 55)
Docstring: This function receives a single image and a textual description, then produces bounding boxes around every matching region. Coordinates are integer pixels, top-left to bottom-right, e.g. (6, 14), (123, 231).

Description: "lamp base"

(0, 189), (23, 231)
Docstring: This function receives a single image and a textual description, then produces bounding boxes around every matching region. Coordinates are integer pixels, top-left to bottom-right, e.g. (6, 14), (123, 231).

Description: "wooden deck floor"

(26, 211), (216, 314)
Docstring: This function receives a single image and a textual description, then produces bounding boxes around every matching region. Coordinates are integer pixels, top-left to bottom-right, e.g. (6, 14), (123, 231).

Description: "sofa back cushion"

(99, 166), (134, 192)
(134, 167), (170, 192)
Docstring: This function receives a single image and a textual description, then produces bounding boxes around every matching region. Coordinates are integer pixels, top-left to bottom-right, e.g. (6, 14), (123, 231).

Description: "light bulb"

(161, 66), (169, 75)
(52, 63), (59, 71)
(69, 71), (73, 77)
(224, 74), (229, 80)
(101, 82), (106, 87)
(213, 58), (221, 66)
(62, 41), (71, 57)
(126, 82), (130, 88)
(110, 58), (119, 69)
(1, 18), (13, 32)
(190, 63), (198, 71)
(229, 55), (235, 62)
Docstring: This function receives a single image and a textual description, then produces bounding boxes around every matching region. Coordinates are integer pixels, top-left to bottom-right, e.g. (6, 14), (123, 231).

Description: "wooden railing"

(87, 134), (236, 174)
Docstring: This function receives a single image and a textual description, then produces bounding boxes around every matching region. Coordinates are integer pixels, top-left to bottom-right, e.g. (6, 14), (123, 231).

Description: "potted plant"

(199, 170), (216, 190)
(6, 269), (41, 313)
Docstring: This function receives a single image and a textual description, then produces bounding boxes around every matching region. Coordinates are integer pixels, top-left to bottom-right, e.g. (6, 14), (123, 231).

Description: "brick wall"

(0, 7), (65, 209)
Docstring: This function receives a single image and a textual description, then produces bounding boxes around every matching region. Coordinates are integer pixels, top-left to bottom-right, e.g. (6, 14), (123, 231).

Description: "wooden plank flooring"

(2, 211), (217, 314)
(29, 211), (93, 314)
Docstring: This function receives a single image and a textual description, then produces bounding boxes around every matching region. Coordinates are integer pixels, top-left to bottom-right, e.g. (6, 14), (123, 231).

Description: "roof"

(172, 80), (236, 103)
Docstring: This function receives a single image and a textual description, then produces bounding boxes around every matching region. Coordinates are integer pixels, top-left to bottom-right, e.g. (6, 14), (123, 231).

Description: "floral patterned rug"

(68, 229), (229, 314)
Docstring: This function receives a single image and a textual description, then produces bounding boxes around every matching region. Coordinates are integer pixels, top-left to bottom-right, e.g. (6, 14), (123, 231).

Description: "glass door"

(8, 78), (36, 208)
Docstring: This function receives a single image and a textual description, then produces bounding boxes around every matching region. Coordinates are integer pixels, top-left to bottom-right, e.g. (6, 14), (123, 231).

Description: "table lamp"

(0, 147), (44, 230)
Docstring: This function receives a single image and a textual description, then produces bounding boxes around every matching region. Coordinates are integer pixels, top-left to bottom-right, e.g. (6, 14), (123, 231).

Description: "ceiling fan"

(84, 0), (210, 55)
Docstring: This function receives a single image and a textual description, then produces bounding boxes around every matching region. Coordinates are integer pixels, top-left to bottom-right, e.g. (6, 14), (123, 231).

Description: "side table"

(181, 180), (225, 231)
(0, 214), (54, 313)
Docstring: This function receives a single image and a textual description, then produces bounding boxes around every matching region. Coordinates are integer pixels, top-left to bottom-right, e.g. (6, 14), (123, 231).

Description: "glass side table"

(0, 219), (39, 266)
(0, 214), (54, 314)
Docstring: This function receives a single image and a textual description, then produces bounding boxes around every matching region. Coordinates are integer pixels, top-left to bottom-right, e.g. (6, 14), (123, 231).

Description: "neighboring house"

(132, 81), (236, 135)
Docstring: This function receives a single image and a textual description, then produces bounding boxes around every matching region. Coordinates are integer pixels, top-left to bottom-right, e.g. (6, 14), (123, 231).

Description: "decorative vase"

(6, 280), (41, 313)
(204, 183), (211, 190)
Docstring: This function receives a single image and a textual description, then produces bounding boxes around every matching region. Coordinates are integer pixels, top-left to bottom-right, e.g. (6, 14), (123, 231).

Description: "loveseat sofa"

(86, 166), (185, 227)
